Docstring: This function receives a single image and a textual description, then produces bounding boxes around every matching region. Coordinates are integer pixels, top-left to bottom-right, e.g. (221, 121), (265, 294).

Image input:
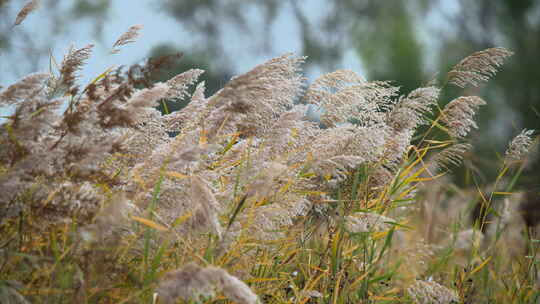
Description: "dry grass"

(1, 18), (539, 304)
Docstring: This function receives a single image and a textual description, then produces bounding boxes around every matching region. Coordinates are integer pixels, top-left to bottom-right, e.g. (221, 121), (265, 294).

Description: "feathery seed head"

(14, 0), (39, 26)
(163, 80), (207, 132)
(345, 212), (396, 233)
(112, 24), (143, 53)
(447, 47), (513, 88)
(0, 73), (50, 106)
(157, 263), (258, 304)
(304, 69), (365, 105)
(305, 71), (398, 127)
(204, 53), (304, 139)
(505, 129), (535, 164)
(59, 44), (94, 94)
(183, 176), (223, 238)
(165, 69), (205, 100)
(407, 280), (459, 304)
(388, 86), (440, 131)
(440, 96), (486, 138)
(428, 143), (472, 174)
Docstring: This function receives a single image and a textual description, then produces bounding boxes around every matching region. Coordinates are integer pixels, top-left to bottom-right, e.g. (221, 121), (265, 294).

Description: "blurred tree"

(160, 0), (371, 73)
(70, 0), (110, 37)
(351, 1), (427, 94)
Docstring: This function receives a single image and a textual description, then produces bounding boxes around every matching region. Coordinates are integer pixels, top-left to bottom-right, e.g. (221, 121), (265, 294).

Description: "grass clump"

(1, 14), (539, 304)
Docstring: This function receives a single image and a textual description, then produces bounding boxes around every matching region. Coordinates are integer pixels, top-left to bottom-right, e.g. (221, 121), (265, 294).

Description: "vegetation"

(1, 5), (540, 304)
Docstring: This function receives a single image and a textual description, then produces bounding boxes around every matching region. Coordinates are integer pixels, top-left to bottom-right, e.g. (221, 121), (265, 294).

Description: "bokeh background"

(1, 0), (539, 186)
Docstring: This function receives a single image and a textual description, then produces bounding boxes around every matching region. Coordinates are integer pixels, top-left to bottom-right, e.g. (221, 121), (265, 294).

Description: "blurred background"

(1, 0), (539, 186)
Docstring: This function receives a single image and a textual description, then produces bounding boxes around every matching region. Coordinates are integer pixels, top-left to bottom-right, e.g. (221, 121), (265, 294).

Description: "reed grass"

(1, 11), (539, 304)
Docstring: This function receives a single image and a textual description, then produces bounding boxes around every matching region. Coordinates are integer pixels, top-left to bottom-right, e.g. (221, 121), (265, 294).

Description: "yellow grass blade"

(332, 273), (342, 304)
(171, 212), (193, 228)
(372, 231), (389, 240)
(349, 271), (370, 290)
(371, 296), (399, 301)
(300, 273), (325, 304)
(470, 256), (492, 275)
(424, 139), (453, 145)
(411, 172), (446, 182)
(278, 178), (294, 194)
(396, 185), (417, 200)
(131, 216), (168, 232)
(90, 66), (115, 84)
(245, 277), (280, 283)
(199, 129), (208, 145)
(399, 147), (428, 179)
(165, 171), (189, 179)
